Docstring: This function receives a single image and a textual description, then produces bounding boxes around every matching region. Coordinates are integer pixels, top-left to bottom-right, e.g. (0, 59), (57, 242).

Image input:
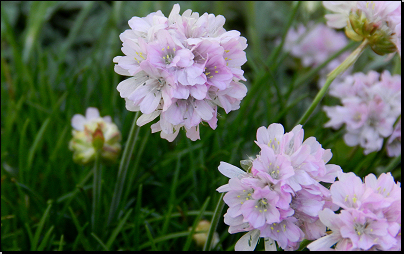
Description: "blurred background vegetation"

(1, 1), (400, 251)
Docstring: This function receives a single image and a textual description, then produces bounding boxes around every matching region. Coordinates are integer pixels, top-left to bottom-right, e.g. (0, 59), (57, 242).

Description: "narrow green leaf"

(106, 208), (133, 249)
(183, 196), (211, 251)
(68, 207), (91, 251)
(18, 118), (30, 184)
(24, 223), (34, 248)
(138, 231), (191, 250)
(37, 225), (54, 251)
(31, 202), (52, 251)
(27, 117), (51, 171)
(91, 232), (109, 251)
(133, 184), (143, 250)
(144, 222), (158, 251)
(58, 234), (64, 251)
(203, 193), (225, 251)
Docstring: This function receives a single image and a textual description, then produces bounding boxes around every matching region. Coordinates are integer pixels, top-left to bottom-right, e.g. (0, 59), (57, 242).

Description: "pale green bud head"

(69, 109), (121, 165)
(346, 6), (398, 55)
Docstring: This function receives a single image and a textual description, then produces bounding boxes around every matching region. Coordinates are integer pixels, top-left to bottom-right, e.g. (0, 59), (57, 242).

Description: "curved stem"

(203, 193), (225, 251)
(107, 111), (141, 226)
(296, 39), (369, 126)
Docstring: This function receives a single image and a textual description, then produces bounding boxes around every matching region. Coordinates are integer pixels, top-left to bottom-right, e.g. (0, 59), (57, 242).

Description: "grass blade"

(58, 234), (64, 251)
(91, 232), (109, 251)
(138, 231), (192, 250)
(106, 208), (133, 249)
(183, 196), (211, 251)
(31, 202), (52, 251)
(144, 222), (158, 251)
(37, 225), (54, 251)
(27, 117), (51, 171)
(203, 193), (225, 251)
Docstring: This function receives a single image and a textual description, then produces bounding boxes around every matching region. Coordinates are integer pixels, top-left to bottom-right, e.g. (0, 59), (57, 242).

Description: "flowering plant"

(217, 123), (342, 250)
(323, 70), (401, 155)
(113, 4), (247, 141)
(69, 107), (121, 165)
(308, 172), (401, 251)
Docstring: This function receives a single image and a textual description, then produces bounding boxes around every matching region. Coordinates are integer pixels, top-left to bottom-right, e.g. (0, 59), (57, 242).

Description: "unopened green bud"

(92, 124), (105, 151)
(346, 8), (398, 55)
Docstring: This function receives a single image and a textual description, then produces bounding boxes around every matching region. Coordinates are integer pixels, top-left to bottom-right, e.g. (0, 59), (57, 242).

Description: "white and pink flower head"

(114, 4), (247, 141)
(216, 123), (342, 250)
(69, 107), (121, 165)
(308, 171), (401, 251)
(323, 1), (401, 56)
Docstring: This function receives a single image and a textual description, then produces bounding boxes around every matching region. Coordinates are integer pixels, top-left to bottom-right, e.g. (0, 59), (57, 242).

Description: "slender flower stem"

(287, 40), (358, 99)
(91, 151), (102, 234)
(296, 39), (369, 126)
(203, 193), (225, 251)
(107, 111), (140, 226)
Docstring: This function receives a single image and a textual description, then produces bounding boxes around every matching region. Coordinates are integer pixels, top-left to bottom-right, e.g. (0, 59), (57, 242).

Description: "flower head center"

(162, 46), (176, 65)
(204, 66), (218, 79)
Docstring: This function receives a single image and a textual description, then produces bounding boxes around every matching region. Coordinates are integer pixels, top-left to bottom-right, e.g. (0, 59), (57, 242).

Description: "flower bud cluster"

(217, 123), (342, 250)
(323, 1), (401, 56)
(114, 4), (247, 141)
(308, 172), (401, 251)
(69, 107), (121, 165)
(323, 70), (401, 155)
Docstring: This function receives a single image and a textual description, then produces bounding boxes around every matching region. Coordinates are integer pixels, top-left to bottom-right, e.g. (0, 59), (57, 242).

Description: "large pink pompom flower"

(114, 4), (247, 141)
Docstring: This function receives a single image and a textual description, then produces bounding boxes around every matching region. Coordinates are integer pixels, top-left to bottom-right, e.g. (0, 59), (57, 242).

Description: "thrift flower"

(323, 1), (401, 56)
(308, 171), (401, 251)
(217, 123), (342, 251)
(69, 107), (121, 165)
(114, 4), (247, 141)
(324, 70), (401, 155)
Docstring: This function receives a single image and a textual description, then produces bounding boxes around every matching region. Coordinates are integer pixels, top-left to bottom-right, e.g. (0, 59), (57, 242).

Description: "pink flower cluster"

(284, 22), (352, 88)
(113, 4), (247, 141)
(323, 70), (401, 155)
(217, 123), (342, 250)
(308, 172), (401, 251)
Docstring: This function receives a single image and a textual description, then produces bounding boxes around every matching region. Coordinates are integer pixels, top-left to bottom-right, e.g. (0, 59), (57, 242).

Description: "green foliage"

(1, 1), (400, 251)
